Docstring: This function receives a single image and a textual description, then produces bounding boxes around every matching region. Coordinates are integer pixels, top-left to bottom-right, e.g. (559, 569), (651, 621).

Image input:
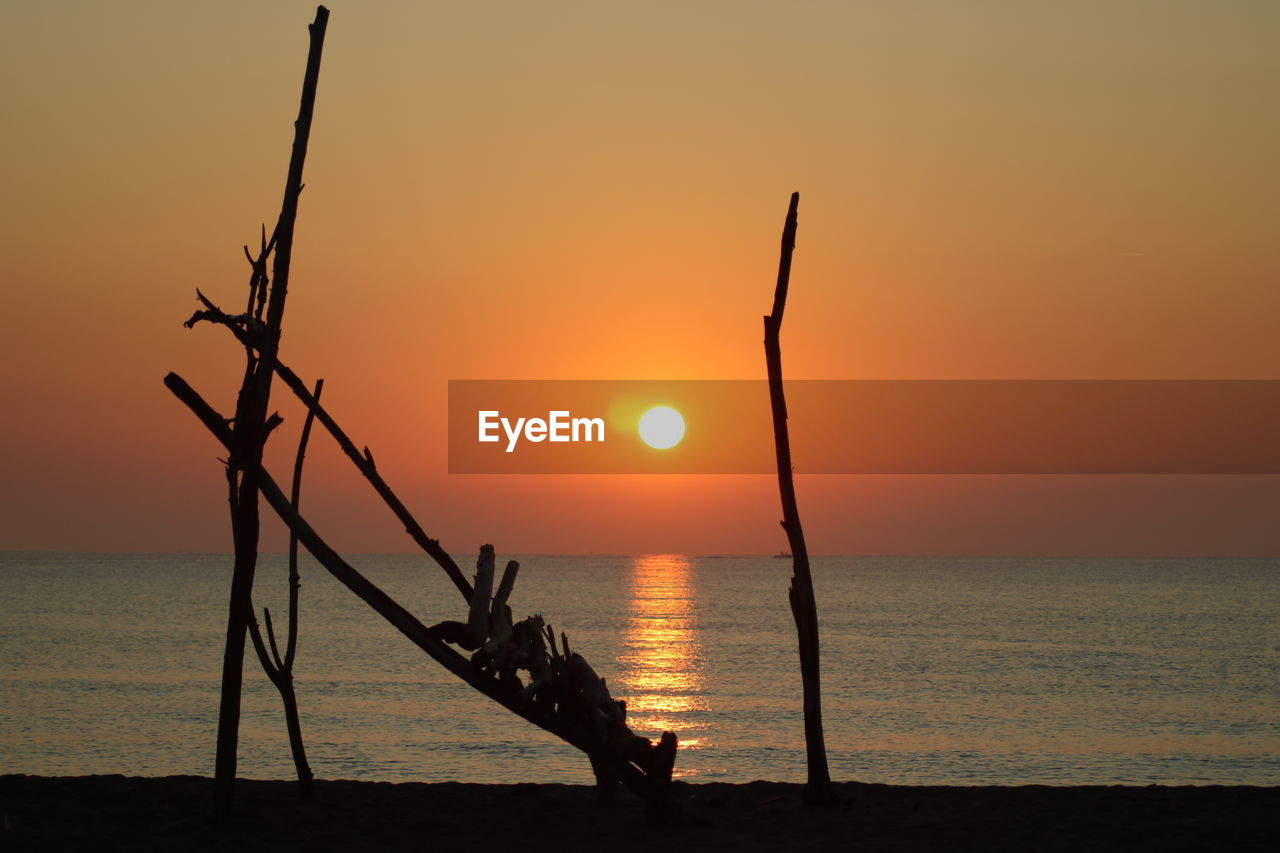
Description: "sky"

(1, 1), (1277, 555)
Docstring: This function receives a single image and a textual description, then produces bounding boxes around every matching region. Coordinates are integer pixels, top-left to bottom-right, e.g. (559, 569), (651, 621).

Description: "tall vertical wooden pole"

(214, 5), (329, 821)
(763, 191), (834, 805)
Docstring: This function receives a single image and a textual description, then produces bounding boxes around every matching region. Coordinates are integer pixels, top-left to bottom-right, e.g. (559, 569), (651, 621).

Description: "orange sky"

(2, 1), (1277, 555)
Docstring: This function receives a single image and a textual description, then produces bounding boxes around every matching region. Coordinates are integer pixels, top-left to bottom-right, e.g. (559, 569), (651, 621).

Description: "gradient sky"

(2, 1), (1277, 555)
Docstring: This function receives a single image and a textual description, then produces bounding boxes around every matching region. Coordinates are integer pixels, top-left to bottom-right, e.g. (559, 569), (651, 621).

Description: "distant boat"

(774, 552), (791, 558)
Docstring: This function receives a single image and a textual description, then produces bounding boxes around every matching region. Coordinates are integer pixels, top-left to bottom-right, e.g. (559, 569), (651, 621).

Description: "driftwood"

(244, 377), (323, 800)
(211, 5), (329, 821)
(183, 212), (684, 819)
(438, 546), (668, 801)
(171, 5), (682, 821)
(763, 192), (834, 805)
(167, 373), (681, 817)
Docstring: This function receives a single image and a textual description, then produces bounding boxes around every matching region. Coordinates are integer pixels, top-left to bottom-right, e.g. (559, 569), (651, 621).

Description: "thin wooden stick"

(285, 378), (323, 669)
(185, 294), (472, 602)
(272, 380), (321, 799)
(244, 377), (323, 799)
(763, 191), (834, 805)
(270, 349), (472, 600)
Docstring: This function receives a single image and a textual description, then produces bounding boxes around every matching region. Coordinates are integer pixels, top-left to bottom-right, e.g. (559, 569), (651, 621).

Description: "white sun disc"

(638, 406), (685, 450)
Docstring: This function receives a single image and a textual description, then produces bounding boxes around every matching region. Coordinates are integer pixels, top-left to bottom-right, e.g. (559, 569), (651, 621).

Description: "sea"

(1, 552), (1276, 786)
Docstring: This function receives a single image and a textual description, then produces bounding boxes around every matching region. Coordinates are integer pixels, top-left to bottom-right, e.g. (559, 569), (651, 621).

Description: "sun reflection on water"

(616, 554), (711, 777)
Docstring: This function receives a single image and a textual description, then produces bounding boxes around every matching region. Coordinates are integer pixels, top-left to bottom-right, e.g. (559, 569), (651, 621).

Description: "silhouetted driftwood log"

(763, 191), (834, 805)
(244, 378), (323, 800)
(165, 373), (682, 818)
(213, 5), (329, 822)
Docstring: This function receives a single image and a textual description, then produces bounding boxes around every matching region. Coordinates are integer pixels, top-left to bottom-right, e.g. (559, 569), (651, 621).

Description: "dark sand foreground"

(3, 775), (1276, 852)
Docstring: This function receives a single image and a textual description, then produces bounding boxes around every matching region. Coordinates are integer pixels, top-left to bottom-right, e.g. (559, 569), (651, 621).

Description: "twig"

(286, 378), (323, 669)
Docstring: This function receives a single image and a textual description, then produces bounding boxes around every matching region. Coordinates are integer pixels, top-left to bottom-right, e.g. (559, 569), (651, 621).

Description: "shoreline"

(3, 775), (1276, 851)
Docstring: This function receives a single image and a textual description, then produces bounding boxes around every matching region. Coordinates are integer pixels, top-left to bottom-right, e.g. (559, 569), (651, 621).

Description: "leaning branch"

(185, 293), (472, 602)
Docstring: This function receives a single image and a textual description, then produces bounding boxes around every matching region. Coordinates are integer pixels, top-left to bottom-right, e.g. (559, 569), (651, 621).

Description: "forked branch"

(245, 378), (323, 798)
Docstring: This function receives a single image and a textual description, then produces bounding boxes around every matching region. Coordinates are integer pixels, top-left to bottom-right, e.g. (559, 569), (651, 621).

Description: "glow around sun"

(638, 406), (685, 450)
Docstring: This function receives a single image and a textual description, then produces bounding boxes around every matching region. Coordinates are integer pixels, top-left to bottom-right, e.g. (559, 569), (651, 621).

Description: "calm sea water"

(0, 552), (1276, 786)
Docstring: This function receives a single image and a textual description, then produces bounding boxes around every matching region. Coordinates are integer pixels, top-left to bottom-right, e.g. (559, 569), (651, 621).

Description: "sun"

(638, 406), (686, 450)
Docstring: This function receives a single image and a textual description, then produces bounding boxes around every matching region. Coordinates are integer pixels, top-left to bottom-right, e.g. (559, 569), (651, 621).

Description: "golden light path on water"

(616, 555), (710, 778)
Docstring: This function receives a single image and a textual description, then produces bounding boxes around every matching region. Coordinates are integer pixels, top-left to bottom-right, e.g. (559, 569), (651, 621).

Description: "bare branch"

(763, 191), (833, 805)
(263, 607), (285, 672)
(183, 303), (472, 601)
(285, 378), (323, 669)
(246, 607), (281, 680)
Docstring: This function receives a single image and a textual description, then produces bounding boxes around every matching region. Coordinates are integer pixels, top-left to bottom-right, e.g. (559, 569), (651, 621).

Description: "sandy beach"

(3, 775), (1275, 852)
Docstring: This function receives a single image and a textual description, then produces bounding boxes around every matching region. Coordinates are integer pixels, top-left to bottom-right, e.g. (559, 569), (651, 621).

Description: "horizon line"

(2, 549), (1277, 560)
